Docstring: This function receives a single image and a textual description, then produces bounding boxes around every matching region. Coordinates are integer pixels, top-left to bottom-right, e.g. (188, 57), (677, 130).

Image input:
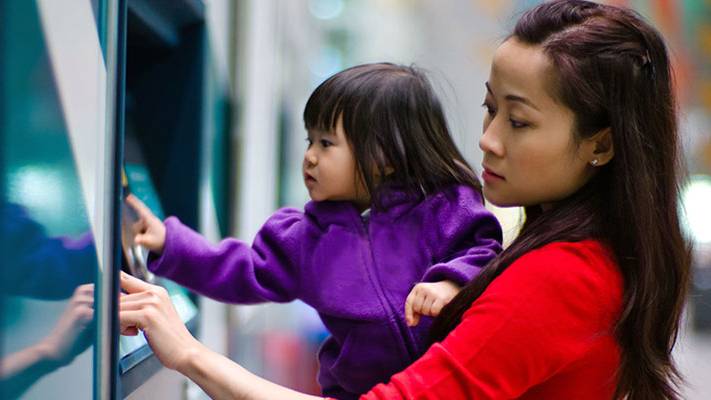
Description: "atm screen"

(120, 169), (154, 283)
(118, 163), (197, 373)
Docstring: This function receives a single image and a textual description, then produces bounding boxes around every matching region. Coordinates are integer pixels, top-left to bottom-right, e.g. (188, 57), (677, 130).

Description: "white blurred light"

(681, 175), (711, 244)
(9, 167), (66, 212)
(308, 0), (344, 20)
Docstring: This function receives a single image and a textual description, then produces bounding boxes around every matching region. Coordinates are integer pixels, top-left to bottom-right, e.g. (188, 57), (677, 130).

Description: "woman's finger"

(121, 326), (139, 336)
(119, 309), (147, 334)
(120, 271), (155, 294)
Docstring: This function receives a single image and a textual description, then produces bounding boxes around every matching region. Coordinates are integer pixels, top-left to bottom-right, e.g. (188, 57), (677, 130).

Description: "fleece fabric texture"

(148, 184), (502, 399)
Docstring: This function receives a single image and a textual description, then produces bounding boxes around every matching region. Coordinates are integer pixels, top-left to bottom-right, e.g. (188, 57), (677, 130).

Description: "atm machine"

(116, 0), (233, 397)
(117, 144), (198, 394)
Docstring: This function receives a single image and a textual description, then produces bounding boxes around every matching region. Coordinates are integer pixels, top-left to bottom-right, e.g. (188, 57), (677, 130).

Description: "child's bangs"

(303, 82), (349, 133)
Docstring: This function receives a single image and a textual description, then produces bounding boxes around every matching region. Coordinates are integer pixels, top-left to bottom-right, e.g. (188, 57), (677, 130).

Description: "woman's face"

(479, 38), (596, 208)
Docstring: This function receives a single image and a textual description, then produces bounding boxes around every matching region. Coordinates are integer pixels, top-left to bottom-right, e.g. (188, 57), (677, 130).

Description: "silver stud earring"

(590, 159), (599, 166)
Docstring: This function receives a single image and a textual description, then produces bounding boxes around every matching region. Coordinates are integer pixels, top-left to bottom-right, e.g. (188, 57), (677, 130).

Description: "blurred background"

(1, 0), (710, 399)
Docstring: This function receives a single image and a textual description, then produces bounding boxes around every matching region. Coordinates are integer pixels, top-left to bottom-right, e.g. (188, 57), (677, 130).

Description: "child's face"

(479, 38), (597, 208)
(303, 118), (369, 207)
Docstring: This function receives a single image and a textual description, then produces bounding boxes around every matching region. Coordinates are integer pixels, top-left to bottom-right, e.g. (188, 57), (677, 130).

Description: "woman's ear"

(585, 127), (614, 167)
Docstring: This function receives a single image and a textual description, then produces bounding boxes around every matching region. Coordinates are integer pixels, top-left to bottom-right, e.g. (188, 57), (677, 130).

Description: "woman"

(119, 1), (690, 399)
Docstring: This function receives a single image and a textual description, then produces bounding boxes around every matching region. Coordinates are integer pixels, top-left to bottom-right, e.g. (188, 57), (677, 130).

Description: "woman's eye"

(320, 139), (333, 148)
(509, 119), (528, 129)
(481, 102), (496, 116)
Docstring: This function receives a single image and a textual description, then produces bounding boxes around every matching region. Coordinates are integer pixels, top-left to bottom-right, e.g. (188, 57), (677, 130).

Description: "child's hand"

(126, 194), (166, 255)
(405, 280), (462, 327)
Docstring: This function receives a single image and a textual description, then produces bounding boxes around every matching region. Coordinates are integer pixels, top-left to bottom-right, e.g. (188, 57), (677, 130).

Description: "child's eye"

(305, 138), (313, 147)
(320, 139), (333, 148)
(509, 119), (528, 129)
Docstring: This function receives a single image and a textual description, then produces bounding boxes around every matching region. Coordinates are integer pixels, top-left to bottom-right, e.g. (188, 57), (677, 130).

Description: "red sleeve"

(361, 241), (622, 400)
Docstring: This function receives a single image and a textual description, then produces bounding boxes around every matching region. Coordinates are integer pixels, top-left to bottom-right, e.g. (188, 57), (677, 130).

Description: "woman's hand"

(118, 272), (200, 371)
(405, 280), (462, 327)
(125, 194), (166, 255)
(119, 272), (323, 400)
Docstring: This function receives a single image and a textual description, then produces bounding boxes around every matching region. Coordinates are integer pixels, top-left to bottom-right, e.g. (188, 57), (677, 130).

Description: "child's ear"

(584, 127), (614, 167)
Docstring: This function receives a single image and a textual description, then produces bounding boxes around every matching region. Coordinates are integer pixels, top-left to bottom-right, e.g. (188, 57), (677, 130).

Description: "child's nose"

(304, 152), (318, 167)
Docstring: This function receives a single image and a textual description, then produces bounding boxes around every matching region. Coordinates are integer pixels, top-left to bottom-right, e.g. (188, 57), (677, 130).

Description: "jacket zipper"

(358, 214), (418, 363)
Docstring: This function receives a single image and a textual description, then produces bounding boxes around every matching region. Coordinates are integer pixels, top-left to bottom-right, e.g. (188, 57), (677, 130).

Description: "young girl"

(126, 63), (502, 399)
(120, 1), (690, 399)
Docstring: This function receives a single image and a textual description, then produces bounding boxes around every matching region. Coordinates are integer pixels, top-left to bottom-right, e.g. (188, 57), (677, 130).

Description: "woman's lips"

(482, 167), (505, 182)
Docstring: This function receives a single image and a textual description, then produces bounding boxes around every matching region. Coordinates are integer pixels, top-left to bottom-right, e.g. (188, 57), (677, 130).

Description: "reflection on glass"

(0, 203), (97, 399)
(1, 0), (103, 398)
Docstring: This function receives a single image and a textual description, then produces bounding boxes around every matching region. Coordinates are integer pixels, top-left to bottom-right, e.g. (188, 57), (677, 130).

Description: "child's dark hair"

(303, 63), (482, 208)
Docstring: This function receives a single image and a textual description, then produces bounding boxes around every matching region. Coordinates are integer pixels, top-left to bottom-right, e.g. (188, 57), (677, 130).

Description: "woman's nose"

(479, 127), (504, 157)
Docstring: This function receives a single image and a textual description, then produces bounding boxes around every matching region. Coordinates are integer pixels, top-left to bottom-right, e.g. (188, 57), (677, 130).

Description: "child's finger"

(411, 292), (425, 317)
(404, 292), (416, 326)
(131, 219), (147, 235)
(430, 299), (445, 317)
(133, 232), (149, 246)
(126, 194), (154, 219)
(410, 313), (421, 327)
(421, 295), (436, 317)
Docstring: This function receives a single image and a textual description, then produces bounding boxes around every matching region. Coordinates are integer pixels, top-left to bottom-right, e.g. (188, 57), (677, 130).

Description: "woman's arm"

(119, 272), (323, 400)
(178, 342), (322, 400)
(364, 241), (623, 399)
(119, 241), (620, 400)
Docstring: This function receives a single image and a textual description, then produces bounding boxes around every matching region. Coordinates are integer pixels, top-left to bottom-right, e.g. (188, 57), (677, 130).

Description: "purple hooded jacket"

(147, 184), (502, 399)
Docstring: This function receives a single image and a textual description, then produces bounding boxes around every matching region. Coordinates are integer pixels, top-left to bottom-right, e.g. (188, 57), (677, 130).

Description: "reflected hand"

(36, 284), (95, 367)
(126, 194), (166, 255)
(405, 280), (461, 327)
(119, 272), (199, 371)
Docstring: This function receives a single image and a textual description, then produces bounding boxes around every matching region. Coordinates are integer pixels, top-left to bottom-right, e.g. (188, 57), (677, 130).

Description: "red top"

(358, 240), (623, 400)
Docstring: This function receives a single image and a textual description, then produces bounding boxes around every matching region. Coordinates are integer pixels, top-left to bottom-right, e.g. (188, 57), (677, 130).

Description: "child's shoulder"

(263, 207), (306, 229)
(421, 184), (486, 212)
(409, 184), (497, 232)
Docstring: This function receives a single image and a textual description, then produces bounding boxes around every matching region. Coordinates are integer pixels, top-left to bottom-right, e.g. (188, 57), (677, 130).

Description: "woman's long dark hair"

(303, 63), (482, 208)
(430, 1), (690, 399)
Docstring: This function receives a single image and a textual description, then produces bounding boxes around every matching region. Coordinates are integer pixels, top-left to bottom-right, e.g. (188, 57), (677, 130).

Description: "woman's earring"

(590, 159), (599, 166)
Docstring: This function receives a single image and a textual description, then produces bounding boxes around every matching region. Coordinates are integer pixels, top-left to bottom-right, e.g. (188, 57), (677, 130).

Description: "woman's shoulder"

(515, 240), (617, 273)
(503, 240), (622, 306)
(463, 239), (623, 327)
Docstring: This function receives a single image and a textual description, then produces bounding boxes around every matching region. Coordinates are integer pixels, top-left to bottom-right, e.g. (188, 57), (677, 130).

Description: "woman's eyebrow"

(485, 81), (540, 112)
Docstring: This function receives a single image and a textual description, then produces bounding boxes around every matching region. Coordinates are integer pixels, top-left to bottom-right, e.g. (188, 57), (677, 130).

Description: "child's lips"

(304, 172), (317, 184)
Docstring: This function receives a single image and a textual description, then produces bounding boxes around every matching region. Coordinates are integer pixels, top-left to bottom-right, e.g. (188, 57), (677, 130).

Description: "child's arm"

(126, 195), (304, 304)
(406, 190), (503, 326)
(419, 206), (502, 287)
